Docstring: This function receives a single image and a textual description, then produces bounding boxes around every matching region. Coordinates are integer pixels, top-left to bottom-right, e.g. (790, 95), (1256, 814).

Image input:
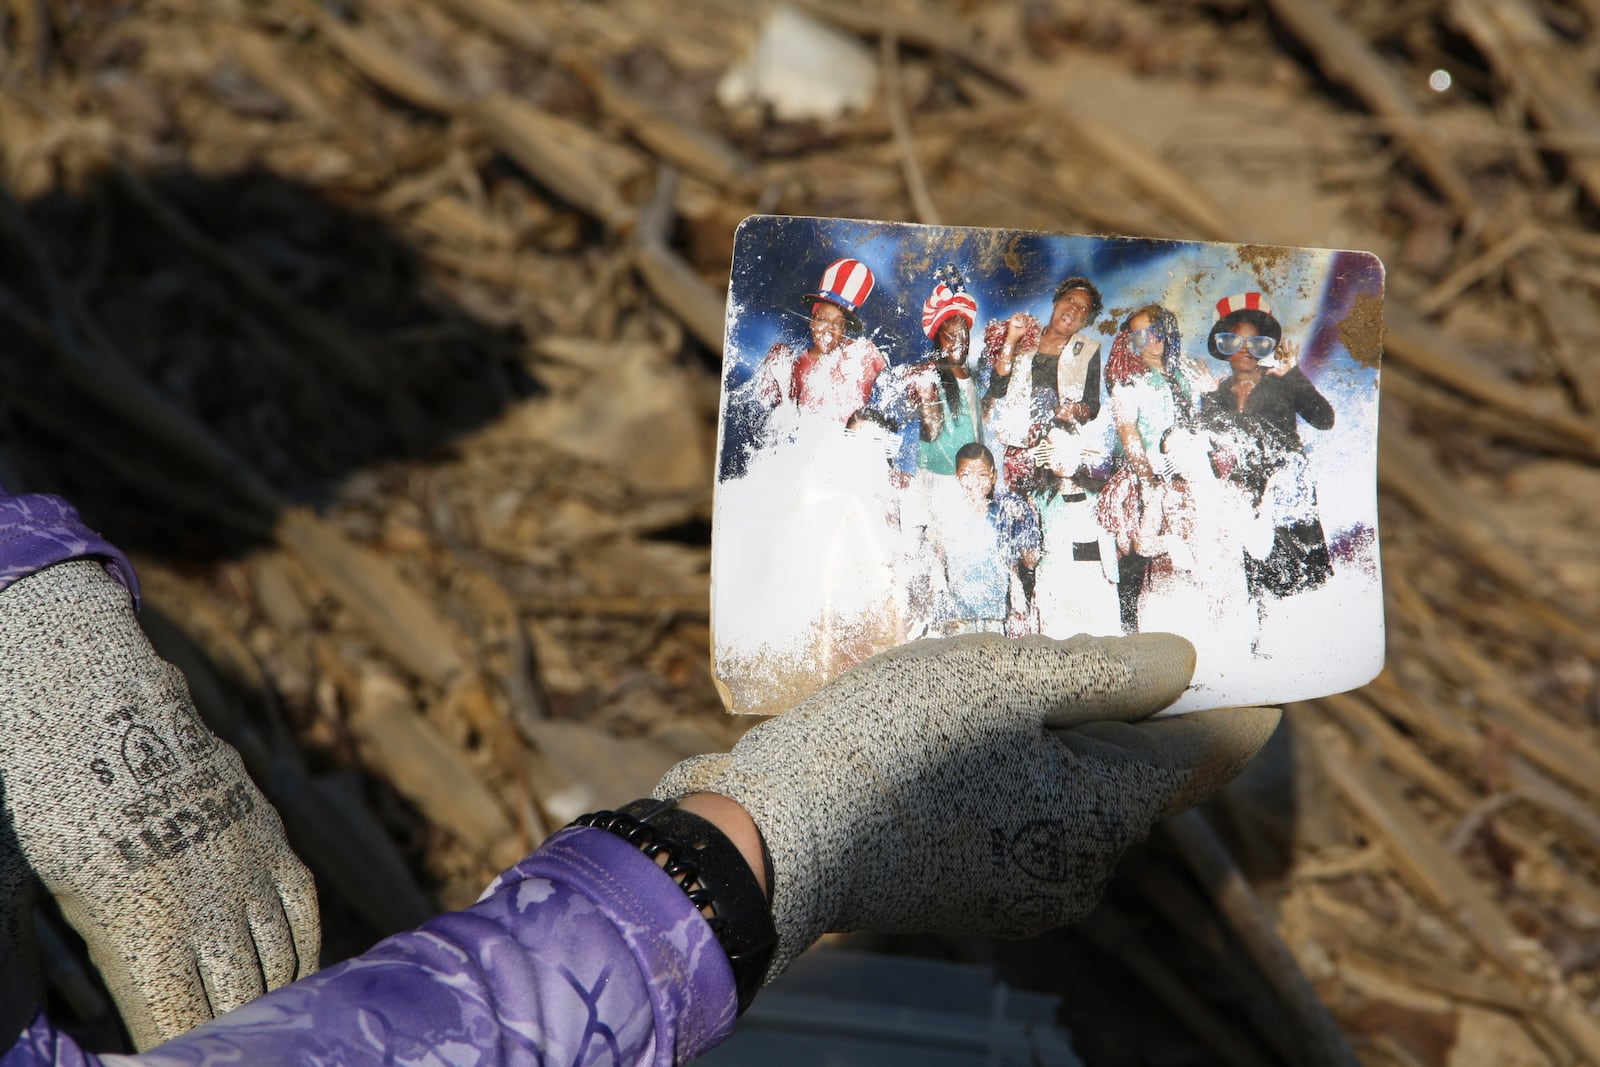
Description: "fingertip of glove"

(1202, 705), (1282, 762)
(1113, 632), (1197, 683)
(1154, 704), (1283, 817)
(1037, 631), (1196, 725)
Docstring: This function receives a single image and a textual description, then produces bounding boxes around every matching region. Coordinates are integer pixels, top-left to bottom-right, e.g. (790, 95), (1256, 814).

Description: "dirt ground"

(3, 0), (1600, 1063)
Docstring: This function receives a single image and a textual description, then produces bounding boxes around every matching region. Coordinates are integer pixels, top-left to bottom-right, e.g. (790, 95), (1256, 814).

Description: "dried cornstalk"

(563, 54), (755, 192)
(275, 509), (468, 688)
(1450, 0), (1600, 211)
(1315, 729), (1600, 1063)
(351, 667), (523, 869)
(1168, 811), (1363, 1067)
(469, 94), (640, 232)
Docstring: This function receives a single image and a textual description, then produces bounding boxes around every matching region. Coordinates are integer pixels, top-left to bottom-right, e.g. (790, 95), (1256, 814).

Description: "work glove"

(656, 632), (1278, 980)
(0, 560), (319, 1050)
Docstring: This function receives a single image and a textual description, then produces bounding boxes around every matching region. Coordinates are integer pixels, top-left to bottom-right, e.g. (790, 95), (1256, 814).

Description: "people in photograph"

(902, 271), (984, 476)
(1198, 292), (1335, 648)
(1096, 304), (1204, 632)
(928, 443), (1042, 635)
(754, 257), (887, 427)
(980, 277), (1119, 638)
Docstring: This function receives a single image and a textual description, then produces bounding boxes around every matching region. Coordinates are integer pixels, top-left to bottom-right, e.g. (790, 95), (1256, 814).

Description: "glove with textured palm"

(0, 560), (319, 1050)
(656, 632), (1279, 981)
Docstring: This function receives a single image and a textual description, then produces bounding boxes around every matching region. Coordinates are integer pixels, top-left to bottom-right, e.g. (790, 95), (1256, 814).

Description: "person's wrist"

(677, 793), (769, 899)
(569, 796), (777, 1013)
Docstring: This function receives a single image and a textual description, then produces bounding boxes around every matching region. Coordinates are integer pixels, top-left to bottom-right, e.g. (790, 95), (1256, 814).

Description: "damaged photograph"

(712, 215), (1385, 716)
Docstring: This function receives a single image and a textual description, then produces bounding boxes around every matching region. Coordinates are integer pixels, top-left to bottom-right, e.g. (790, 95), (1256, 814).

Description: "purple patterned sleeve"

(1, 827), (738, 1067)
(0, 486), (139, 603)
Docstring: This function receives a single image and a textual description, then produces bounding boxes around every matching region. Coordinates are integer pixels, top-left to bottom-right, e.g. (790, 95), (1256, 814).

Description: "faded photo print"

(712, 216), (1384, 716)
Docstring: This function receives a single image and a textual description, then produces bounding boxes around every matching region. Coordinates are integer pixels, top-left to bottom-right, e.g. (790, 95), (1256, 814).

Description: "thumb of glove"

(1058, 705), (1283, 817)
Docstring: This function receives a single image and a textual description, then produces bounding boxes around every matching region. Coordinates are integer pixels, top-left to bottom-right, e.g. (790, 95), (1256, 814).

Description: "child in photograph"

(929, 443), (1041, 635)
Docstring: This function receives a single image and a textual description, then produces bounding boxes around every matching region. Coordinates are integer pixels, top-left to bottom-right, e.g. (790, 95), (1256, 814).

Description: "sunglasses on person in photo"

(1214, 332), (1278, 359)
(1128, 327), (1154, 352)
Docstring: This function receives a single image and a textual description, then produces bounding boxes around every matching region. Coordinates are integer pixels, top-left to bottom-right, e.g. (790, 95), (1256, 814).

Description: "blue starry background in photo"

(717, 215), (1383, 489)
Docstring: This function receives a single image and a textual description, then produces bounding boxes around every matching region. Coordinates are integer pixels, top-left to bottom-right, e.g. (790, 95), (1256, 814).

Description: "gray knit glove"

(655, 632), (1279, 980)
(0, 560), (319, 1050)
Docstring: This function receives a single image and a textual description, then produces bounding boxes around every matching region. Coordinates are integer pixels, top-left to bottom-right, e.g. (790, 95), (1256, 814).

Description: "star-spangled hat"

(803, 258), (875, 331)
(921, 281), (978, 339)
(1215, 291), (1272, 318)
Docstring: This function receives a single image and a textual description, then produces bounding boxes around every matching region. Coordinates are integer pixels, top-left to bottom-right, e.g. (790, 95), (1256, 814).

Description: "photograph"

(712, 216), (1385, 715)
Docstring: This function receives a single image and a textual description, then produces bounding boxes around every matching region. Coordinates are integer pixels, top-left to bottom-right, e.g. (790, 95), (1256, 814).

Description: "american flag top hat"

(803, 257), (876, 331)
(921, 280), (978, 339)
(1215, 291), (1273, 319)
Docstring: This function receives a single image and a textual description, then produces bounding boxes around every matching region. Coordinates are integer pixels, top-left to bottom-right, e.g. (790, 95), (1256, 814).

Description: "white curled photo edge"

(711, 215), (1384, 716)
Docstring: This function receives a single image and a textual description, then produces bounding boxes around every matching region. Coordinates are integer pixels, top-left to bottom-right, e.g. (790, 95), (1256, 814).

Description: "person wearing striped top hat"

(902, 268), (984, 476)
(754, 257), (887, 426)
(1198, 291), (1335, 629)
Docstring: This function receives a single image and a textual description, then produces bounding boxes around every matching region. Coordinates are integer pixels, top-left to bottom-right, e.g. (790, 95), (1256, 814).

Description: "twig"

(109, 168), (388, 396)
(350, 665), (523, 868)
(1264, 0), (1478, 222)
(1304, 693), (1476, 812)
(1382, 365), (1595, 461)
(301, 1), (640, 232)
(1266, 0), (1600, 413)
(1450, 0), (1600, 212)
(880, 24), (939, 225)
(522, 593), (709, 619)
(1313, 728), (1600, 1063)
(0, 277), (285, 518)
(560, 52), (755, 192)
(1118, 848), (1306, 1061)
(299, 0), (463, 113)
(630, 168), (726, 354)
(1371, 578), (1600, 837)
(1413, 222), (1545, 316)
(1505, 248), (1600, 416)
(1167, 810), (1364, 1067)
(425, 0), (550, 58)
(1378, 418), (1600, 656)
(796, 0), (1028, 98)
(469, 94), (640, 233)
(275, 508), (468, 689)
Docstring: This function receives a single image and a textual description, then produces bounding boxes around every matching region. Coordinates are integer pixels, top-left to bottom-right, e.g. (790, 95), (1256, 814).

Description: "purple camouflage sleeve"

(0, 827), (739, 1067)
(0, 484), (139, 602)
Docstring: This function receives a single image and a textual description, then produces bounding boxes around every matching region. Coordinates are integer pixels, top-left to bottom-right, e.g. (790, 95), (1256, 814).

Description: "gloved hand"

(656, 632), (1278, 980)
(0, 560), (319, 1050)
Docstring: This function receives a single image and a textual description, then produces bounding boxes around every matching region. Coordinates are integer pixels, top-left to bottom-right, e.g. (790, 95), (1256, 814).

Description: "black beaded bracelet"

(570, 798), (776, 1015)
